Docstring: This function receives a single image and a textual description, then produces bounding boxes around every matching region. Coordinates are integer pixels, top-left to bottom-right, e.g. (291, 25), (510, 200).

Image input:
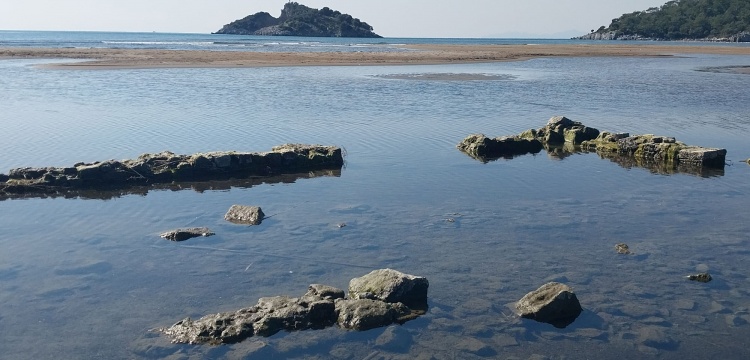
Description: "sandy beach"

(1, 44), (750, 69)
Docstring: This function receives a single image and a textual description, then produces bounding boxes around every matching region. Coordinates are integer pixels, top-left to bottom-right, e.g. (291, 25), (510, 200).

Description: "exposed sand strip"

(1, 44), (750, 69)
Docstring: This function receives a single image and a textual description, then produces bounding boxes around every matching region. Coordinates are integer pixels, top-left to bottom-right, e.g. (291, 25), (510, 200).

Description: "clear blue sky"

(0, 0), (666, 38)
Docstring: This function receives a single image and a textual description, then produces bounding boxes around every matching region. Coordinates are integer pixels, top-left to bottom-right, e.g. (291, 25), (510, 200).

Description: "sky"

(0, 0), (668, 38)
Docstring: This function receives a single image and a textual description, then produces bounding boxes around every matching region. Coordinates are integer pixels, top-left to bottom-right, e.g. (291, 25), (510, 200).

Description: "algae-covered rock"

(516, 282), (582, 328)
(348, 269), (429, 308)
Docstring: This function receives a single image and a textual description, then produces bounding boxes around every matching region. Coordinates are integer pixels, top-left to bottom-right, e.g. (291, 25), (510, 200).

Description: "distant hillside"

(214, 2), (381, 38)
(578, 0), (750, 41)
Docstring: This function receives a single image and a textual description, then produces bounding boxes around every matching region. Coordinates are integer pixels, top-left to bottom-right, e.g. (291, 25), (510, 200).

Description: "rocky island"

(214, 2), (381, 38)
(576, 0), (750, 42)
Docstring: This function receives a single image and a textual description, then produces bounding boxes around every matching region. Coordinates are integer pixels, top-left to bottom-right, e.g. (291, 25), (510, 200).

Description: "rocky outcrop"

(0, 144), (343, 199)
(160, 270), (428, 345)
(516, 282), (582, 328)
(215, 2), (381, 38)
(224, 205), (265, 225)
(459, 116), (727, 176)
(160, 227), (215, 242)
(456, 134), (543, 162)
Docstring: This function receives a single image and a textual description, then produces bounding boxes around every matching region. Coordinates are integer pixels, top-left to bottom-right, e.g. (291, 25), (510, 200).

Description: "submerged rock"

(224, 205), (265, 225)
(516, 282), (582, 328)
(160, 227), (215, 242)
(687, 273), (712, 283)
(0, 144), (344, 198)
(160, 270), (428, 345)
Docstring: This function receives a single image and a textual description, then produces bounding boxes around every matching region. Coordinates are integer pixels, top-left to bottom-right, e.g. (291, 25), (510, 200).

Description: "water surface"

(1, 36), (750, 359)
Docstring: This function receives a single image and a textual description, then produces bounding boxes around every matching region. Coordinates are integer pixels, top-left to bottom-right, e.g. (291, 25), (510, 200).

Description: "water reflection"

(463, 144), (726, 178)
(0, 169), (341, 201)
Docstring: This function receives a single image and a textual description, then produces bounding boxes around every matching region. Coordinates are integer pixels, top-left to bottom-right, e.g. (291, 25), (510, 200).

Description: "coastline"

(2, 44), (750, 69)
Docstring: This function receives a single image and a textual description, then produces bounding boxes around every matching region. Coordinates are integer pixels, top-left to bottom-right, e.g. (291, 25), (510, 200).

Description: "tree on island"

(588, 0), (750, 40)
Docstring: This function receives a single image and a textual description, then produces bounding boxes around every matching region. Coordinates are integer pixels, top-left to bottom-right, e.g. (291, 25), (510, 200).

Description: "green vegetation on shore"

(586, 0), (750, 40)
(215, 2), (381, 38)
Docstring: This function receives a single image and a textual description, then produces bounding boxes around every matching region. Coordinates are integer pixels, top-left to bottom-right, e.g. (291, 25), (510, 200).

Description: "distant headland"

(214, 2), (381, 38)
(576, 0), (749, 42)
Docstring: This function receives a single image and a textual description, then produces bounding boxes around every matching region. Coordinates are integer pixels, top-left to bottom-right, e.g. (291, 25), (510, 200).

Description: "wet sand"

(1, 44), (750, 69)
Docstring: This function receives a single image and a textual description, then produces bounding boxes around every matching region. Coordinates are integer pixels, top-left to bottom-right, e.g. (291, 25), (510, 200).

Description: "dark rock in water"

(160, 227), (215, 242)
(224, 205), (265, 225)
(615, 243), (631, 255)
(457, 134), (543, 162)
(687, 273), (712, 283)
(516, 282), (582, 328)
(335, 299), (411, 331)
(0, 144), (344, 199)
(348, 268), (429, 308)
(160, 270), (428, 345)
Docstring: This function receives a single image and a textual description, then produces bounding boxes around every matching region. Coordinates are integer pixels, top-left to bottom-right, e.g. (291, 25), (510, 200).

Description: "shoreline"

(2, 44), (750, 70)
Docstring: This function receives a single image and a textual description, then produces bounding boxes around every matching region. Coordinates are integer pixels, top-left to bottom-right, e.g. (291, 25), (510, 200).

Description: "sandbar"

(1, 44), (750, 69)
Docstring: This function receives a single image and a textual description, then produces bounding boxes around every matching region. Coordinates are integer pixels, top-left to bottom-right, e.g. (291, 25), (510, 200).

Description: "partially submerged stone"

(160, 269), (429, 345)
(335, 299), (411, 331)
(224, 205), (265, 225)
(160, 227), (215, 242)
(457, 134), (542, 162)
(1, 144), (344, 198)
(459, 116), (727, 174)
(615, 243), (631, 255)
(516, 282), (582, 328)
(348, 269), (429, 308)
(687, 273), (712, 283)
(582, 133), (726, 169)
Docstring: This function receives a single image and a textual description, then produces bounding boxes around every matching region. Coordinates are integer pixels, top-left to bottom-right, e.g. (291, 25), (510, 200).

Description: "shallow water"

(1, 49), (750, 359)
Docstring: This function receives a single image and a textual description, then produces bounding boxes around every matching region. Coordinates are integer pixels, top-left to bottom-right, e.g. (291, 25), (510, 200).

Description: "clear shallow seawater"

(1, 32), (750, 359)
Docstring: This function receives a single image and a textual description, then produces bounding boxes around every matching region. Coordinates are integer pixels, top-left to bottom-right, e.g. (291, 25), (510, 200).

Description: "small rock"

(455, 337), (496, 357)
(224, 205), (264, 225)
(615, 243), (631, 255)
(515, 282), (582, 328)
(305, 284), (345, 300)
(687, 273), (712, 283)
(160, 227), (214, 241)
(375, 325), (412, 352)
(336, 223), (346, 228)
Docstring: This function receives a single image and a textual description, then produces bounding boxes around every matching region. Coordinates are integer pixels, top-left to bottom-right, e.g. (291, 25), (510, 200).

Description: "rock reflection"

(0, 169), (341, 201)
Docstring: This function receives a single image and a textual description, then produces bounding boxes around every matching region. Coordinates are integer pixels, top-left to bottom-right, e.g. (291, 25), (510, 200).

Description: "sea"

(1, 31), (750, 359)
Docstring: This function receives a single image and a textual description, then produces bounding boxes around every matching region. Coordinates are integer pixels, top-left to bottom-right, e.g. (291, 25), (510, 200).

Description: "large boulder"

(348, 269), (429, 308)
(516, 282), (582, 328)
